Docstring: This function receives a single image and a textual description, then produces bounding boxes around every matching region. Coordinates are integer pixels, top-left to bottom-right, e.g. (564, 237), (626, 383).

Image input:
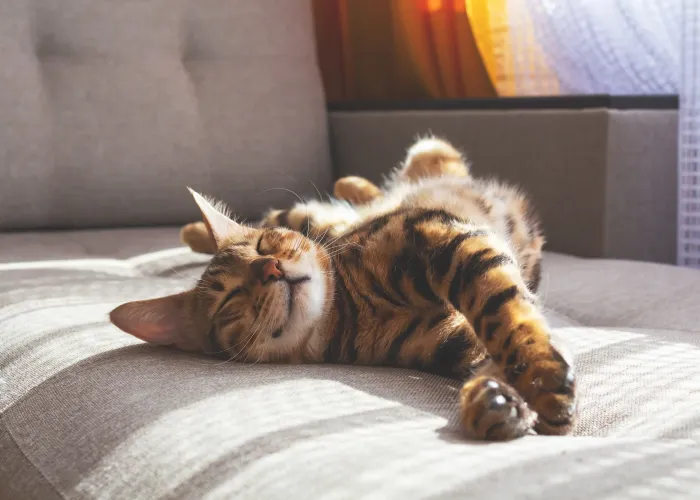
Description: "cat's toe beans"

(459, 376), (535, 441)
(491, 394), (507, 407)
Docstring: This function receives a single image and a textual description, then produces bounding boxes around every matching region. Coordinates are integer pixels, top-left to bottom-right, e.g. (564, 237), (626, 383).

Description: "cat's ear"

(187, 187), (243, 249)
(109, 292), (191, 346)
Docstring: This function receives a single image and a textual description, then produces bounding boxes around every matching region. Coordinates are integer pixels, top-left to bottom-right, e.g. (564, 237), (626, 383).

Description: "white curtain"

(678, 0), (700, 268)
(506, 0), (682, 96)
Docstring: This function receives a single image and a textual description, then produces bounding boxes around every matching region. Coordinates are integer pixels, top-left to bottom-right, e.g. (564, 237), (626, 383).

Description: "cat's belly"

(402, 184), (508, 241)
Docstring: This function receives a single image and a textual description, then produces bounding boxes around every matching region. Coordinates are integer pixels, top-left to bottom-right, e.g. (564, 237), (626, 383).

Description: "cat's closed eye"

(256, 235), (268, 255)
(216, 287), (243, 314)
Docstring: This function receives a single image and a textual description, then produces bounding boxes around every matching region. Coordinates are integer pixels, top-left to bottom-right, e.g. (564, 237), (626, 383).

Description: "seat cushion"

(2, 228), (700, 499)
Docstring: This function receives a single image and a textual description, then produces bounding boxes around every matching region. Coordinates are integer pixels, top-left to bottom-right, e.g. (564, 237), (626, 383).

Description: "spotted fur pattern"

(113, 138), (575, 441)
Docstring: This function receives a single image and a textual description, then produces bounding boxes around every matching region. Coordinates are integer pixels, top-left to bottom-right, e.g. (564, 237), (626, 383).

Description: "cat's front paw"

(459, 376), (536, 441)
(510, 345), (577, 436)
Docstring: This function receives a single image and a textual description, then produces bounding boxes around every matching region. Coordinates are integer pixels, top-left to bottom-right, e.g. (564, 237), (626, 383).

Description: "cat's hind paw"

(180, 222), (216, 254)
(333, 176), (383, 206)
(459, 376), (536, 441)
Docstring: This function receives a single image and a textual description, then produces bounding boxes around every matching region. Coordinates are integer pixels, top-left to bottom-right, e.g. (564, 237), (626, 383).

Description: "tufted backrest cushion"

(0, 0), (332, 230)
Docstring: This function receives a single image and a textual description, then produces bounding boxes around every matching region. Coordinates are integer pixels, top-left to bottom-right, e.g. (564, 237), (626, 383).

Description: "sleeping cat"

(110, 137), (576, 441)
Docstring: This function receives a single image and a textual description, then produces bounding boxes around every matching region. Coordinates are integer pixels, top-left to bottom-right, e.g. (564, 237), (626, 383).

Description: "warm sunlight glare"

(426, 0), (443, 13)
(426, 0), (466, 13)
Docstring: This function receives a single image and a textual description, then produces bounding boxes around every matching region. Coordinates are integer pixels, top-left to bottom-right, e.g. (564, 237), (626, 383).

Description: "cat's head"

(109, 189), (332, 361)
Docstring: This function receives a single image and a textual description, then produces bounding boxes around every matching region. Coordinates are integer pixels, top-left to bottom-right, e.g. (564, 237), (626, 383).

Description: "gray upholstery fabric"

(0, 226), (184, 263)
(2, 1), (693, 497)
(0, 0), (332, 230)
(329, 109), (678, 264)
(604, 110), (679, 263)
(2, 228), (700, 499)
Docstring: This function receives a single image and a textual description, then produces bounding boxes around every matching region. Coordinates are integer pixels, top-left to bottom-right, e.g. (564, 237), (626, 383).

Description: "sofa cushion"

(2, 228), (700, 499)
(0, 0), (331, 230)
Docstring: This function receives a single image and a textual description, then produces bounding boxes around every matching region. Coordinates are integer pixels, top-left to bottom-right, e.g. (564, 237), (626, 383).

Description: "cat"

(110, 137), (576, 441)
(181, 137), (544, 293)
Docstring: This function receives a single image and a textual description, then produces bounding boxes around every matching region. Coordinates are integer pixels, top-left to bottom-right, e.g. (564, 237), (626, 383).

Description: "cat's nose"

(252, 258), (284, 284)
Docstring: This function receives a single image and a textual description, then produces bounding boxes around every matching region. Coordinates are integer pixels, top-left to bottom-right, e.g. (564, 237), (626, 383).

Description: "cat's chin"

(285, 278), (323, 335)
(261, 267), (327, 359)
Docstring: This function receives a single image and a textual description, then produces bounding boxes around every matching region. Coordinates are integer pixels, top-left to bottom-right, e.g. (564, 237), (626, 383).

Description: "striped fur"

(114, 137), (575, 441)
(259, 137), (545, 293)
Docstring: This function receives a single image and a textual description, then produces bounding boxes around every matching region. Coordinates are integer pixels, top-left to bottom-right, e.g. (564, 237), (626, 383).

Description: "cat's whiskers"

(254, 290), (274, 324)
(242, 305), (278, 363)
(312, 226), (332, 245)
(320, 237), (348, 250)
(321, 239), (363, 260)
(215, 325), (256, 364)
(248, 329), (268, 365)
(319, 236), (359, 254)
(229, 323), (262, 363)
(216, 303), (267, 364)
(293, 235), (305, 253)
(305, 179), (326, 243)
(161, 267), (190, 281)
(319, 241), (362, 261)
(261, 187), (307, 208)
(319, 232), (347, 250)
(305, 207), (311, 238)
(309, 179), (323, 202)
(261, 186), (315, 248)
(232, 290), (280, 363)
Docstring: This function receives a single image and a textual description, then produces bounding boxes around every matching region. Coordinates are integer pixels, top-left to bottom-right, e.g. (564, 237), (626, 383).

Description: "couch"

(2, 2), (700, 499)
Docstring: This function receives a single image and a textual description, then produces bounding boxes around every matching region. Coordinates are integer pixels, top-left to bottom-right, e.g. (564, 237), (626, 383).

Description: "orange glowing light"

(427, 0), (443, 13)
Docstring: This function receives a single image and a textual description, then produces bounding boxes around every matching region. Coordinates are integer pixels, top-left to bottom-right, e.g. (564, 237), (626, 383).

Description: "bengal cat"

(110, 137), (576, 441)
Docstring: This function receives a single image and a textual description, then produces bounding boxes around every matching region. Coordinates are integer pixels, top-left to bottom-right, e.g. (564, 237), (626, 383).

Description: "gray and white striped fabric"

(2, 228), (700, 500)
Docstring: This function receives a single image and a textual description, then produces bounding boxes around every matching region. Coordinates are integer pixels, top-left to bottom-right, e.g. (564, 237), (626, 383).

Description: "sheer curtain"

(679, 0), (700, 268)
(312, 1), (684, 99)
(472, 0), (682, 96)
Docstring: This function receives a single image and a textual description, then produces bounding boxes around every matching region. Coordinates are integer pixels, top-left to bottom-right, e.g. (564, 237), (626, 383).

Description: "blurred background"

(312, 0), (682, 101)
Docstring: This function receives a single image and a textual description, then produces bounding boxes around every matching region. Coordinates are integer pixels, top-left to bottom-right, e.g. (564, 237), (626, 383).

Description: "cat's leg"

(333, 176), (383, 206)
(332, 138), (471, 206)
(413, 213), (576, 436)
(494, 183), (545, 293)
(181, 222), (217, 254)
(460, 372), (536, 441)
(397, 137), (470, 181)
(519, 239), (544, 293)
(422, 322), (536, 440)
